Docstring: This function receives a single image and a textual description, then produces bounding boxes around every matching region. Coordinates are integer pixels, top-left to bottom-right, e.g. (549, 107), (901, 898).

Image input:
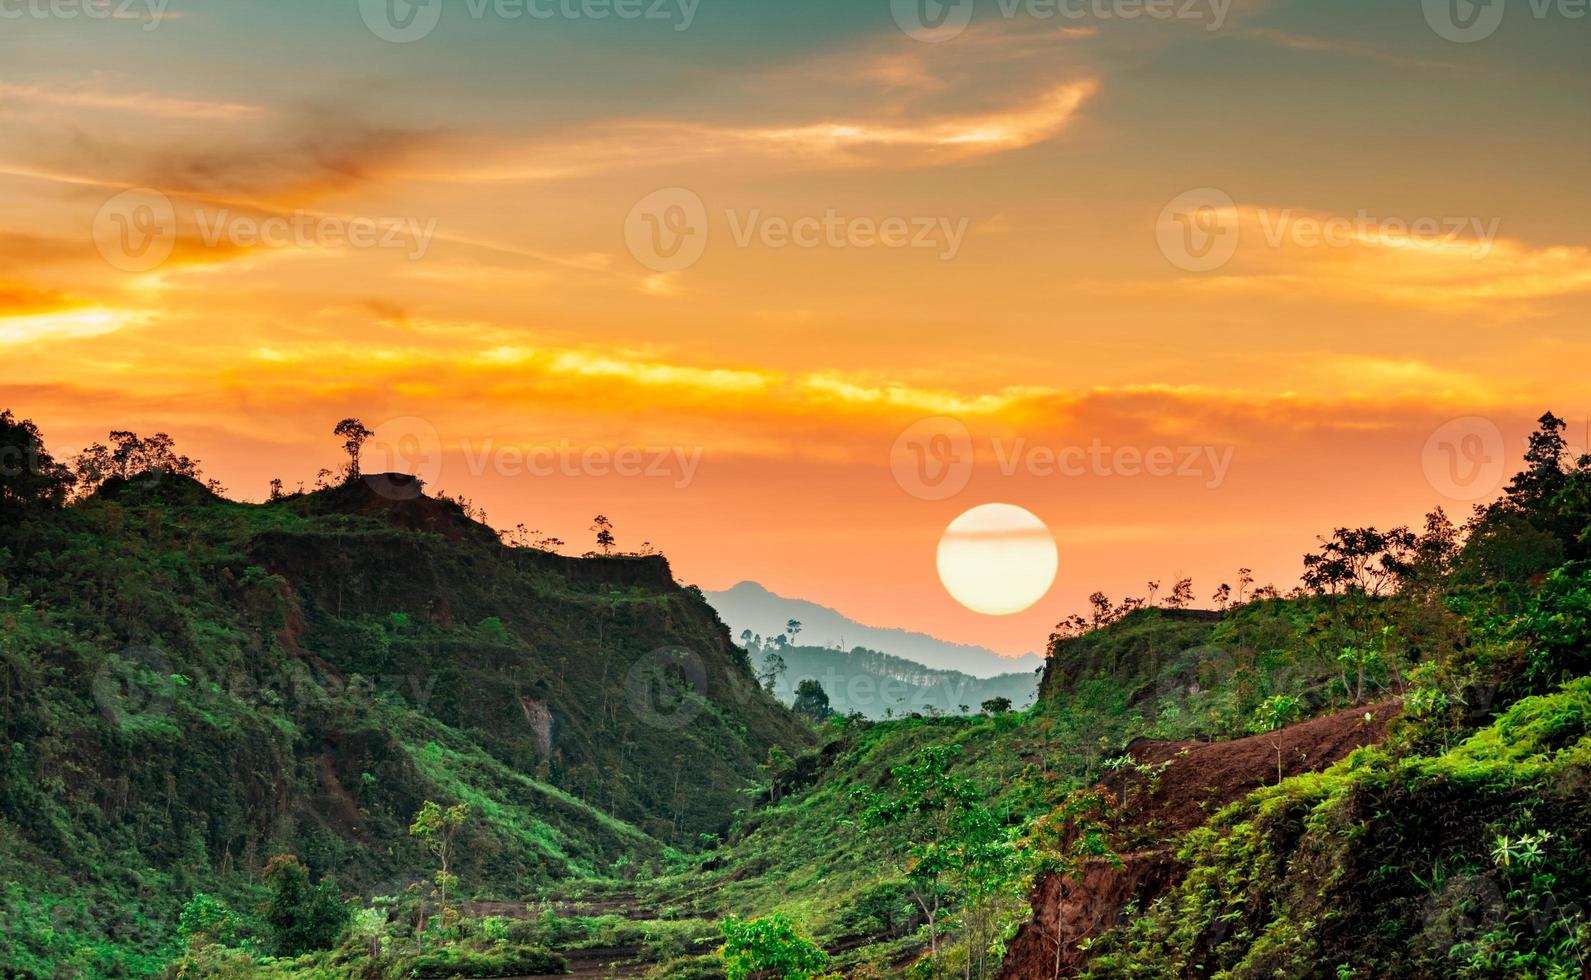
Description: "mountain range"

(704, 581), (1043, 678)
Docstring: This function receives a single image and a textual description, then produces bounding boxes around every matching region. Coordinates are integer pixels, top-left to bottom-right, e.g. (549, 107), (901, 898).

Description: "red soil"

(998, 702), (1399, 980)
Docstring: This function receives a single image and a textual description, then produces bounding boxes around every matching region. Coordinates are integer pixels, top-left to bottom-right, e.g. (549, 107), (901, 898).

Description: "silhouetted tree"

(590, 514), (616, 555)
(333, 418), (373, 478)
(980, 697), (1013, 715)
(1165, 577), (1194, 609)
(0, 410), (73, 522)
(1302, 527), (1416, 596)
(786, 619), (803, 645)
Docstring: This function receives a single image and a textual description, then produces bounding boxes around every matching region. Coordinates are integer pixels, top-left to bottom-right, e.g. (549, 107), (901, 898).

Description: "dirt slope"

(1000, 702), (1398, 979)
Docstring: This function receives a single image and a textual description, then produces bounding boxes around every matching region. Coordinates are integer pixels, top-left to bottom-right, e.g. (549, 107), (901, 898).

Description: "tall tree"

(591, 514), (616, 555)
(333, 418), (373, 478)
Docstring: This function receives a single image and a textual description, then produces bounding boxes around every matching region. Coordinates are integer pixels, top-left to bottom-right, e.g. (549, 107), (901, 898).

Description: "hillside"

(3, 411), (1590, 980)
(0, 459), (811, 975)
(706, 581), (1042, 677)
(766, 644), (1040, 719)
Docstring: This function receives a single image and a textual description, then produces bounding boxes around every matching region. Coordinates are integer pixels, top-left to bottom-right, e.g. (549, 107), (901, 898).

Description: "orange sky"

(3, 0), (1589, 653)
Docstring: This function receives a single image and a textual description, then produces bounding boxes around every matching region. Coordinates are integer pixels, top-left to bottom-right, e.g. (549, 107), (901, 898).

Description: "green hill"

(0, 438), (810, 975)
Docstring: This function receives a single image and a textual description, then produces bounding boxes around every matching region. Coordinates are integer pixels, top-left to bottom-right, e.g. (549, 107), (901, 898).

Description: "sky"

(2, 0), (1589, 655)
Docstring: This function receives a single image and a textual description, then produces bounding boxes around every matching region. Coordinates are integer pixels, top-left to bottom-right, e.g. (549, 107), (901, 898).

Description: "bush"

(720, 914), (829, 980)
(262, 855), (351, 956)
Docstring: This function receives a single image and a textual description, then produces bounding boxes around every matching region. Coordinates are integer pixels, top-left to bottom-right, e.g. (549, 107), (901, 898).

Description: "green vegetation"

(4, 409), (1591, 978)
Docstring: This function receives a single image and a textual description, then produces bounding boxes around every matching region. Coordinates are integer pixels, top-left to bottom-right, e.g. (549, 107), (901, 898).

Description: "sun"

(936, 503), (1058, 616)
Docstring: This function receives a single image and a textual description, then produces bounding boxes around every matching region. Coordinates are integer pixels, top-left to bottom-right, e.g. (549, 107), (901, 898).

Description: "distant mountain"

(765, 644), (1040, 720)
(705, 581), (1043, 678)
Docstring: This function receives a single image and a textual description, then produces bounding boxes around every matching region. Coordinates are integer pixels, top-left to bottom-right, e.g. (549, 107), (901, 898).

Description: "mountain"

(0, 467), (811, 974)
(705, 581), (1042, 678)
(764, 643), (1039, 719)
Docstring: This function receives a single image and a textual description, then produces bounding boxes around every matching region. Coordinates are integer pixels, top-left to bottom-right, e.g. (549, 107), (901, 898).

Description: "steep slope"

(0, 472), (810, 973)
(999, 702), (1398, 979)
(707, 581), (1042, 677)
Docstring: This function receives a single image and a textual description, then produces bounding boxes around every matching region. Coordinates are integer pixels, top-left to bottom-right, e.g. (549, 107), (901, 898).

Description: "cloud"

(1163, 206), (1591, 312)
(0, 82), (265, 120)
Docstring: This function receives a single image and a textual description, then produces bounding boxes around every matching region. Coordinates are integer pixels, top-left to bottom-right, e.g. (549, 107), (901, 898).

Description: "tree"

(760, 651), (787, 693)
(410, 800), (471, 934)
(786, 619), (803, 645)
(720, 913), (829, 980)
(1211, 583), (1231, 610)
(72, 429), (199, 495)
(0, 410), (73, 522)
(980, 697), (1013, 715)
(1301, 526), (1417, 596)
(261, 854), (349, 955)
(591, 514), (616, 555)
(792, 679), (832, 721)
(1236, 567), (1254, 604)
(1145, 580), (1161, 607)
(333, 418), (373, 478)
(1165, 577), (1195, 609)
(858, 745), (1024, 978)
(268, 477), (285, 501)
(1250, 694), (1303, 783)
(740, 628), (754, 648)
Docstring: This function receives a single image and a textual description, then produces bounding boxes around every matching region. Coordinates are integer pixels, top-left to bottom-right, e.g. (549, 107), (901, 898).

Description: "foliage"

(720, 913), (831, 980)
(262, 855), (350, 956)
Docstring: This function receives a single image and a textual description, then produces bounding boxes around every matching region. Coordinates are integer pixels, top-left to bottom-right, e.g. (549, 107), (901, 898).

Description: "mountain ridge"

(706, 580), (1043, 678)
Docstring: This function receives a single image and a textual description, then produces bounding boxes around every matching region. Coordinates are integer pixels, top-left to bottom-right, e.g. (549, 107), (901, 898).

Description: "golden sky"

(3, 0), (1589, 653)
